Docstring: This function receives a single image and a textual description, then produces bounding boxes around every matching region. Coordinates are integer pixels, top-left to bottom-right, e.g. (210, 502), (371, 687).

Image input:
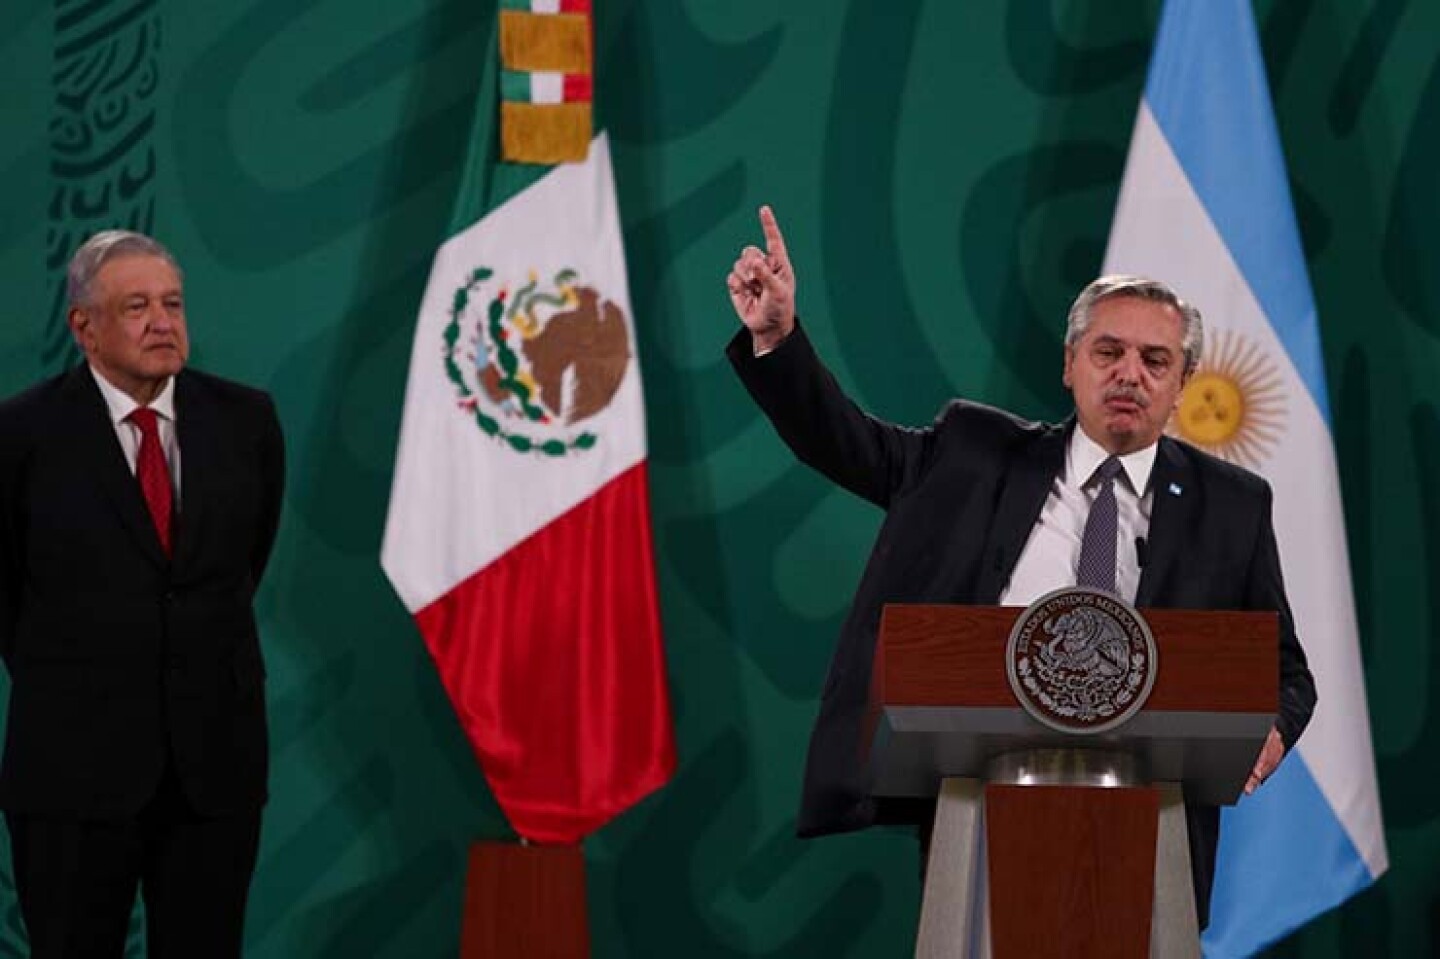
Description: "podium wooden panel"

(866, 603), (1278, 959)
(986, 784), (1158, 959)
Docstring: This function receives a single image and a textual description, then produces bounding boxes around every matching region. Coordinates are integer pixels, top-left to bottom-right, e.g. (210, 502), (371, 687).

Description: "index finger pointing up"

(759, 205), (790, 268)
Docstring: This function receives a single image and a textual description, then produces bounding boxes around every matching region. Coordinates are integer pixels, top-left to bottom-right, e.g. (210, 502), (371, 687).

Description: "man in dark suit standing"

(0, 230), (284, 956)
(724, 207), (1316, 928)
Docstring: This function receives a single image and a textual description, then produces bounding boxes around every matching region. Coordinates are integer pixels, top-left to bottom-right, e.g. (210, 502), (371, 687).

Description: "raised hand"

(726, 205), (796, 354)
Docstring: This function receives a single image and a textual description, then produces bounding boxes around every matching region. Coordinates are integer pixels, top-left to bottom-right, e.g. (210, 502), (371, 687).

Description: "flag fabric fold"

(1103, 1), (1386, 954)
(382, 132), (675, 844)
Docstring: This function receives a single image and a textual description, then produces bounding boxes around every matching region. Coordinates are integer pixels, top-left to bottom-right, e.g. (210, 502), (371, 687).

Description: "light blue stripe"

(1143, 0), (1331, 424)
(1202, 753), (1375, 958)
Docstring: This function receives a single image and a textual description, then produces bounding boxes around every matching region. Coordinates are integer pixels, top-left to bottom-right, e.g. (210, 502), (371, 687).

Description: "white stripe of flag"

(529, 71), (565, 104)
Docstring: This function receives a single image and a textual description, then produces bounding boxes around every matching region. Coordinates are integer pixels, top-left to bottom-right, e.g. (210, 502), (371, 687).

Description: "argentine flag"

(1103, 1), (1387, 955)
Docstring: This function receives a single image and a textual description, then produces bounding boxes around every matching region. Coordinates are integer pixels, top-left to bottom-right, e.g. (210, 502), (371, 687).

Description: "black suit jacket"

(0, 365), (284, 818)
(729, 325), (1316, 922)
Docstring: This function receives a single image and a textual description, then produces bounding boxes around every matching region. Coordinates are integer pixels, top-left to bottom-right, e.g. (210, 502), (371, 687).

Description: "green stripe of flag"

(501, 69), (532, 103)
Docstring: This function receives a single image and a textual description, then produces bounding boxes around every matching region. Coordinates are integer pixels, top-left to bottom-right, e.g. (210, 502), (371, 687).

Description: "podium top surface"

(866, 604), (1278, 804)
(875, 604), (1277, 713)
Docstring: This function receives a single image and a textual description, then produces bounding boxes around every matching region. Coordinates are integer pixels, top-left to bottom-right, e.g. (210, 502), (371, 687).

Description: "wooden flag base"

(460, 841), (591, 958)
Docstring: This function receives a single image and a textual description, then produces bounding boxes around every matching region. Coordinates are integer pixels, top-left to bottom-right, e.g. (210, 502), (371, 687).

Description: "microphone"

(1135, 536), (1148, 569)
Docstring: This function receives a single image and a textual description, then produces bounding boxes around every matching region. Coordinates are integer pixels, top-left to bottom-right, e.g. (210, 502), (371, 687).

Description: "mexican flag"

(381, 132), (675, 844)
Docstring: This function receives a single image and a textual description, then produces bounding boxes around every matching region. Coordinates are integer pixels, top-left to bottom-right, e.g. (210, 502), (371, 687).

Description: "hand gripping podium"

(865, 602), (1277, 959)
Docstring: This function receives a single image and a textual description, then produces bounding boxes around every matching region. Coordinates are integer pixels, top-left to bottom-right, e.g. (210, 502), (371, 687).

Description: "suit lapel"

(172, 371), (211, 571)
(974, 420), (1069, 602)
(1135, 437), (1195, 607)
(62, 367), (169, 569)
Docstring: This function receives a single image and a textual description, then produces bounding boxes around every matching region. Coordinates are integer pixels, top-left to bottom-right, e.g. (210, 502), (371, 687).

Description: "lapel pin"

(1168, 482), (1183, 497)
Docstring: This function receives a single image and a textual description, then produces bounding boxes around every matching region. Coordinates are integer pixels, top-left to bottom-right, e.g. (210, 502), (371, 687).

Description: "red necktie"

(127, 407), (173, 555)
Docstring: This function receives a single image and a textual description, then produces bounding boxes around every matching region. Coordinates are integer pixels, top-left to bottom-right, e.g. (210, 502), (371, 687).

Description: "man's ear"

(68, 307), (90, 349)
(1062, 346), (1074, 389)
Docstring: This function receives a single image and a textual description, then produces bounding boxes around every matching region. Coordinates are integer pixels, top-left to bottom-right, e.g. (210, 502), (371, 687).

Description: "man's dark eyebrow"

(1091, 334), (1176, 354)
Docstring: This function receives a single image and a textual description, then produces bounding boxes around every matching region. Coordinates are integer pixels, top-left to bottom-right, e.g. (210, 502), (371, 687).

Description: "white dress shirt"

(88, 365), (182, 502)
(998, 426), (1156, 605)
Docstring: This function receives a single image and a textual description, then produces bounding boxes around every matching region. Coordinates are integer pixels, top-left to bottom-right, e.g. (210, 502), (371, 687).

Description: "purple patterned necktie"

(1076, 456), (1123, 594)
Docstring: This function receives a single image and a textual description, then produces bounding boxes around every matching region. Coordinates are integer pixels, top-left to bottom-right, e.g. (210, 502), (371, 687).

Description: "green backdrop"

(0, 1), (1436, 955)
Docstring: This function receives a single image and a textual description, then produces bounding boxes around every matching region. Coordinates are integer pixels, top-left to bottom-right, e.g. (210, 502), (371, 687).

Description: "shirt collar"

(88, 365), (177, 426)
(1068, 424), (1159, 495)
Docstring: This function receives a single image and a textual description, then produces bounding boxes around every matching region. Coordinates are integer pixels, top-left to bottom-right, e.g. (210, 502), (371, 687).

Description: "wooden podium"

(866, 604), (1277, 959)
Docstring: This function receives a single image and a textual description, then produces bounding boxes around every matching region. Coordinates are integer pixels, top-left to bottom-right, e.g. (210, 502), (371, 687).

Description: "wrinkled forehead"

(95, 254), (183, 295)
(1082, 296), (1184, 350)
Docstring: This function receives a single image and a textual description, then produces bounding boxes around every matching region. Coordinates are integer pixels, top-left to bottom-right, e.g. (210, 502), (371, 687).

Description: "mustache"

(1104, 386), (1149, 408)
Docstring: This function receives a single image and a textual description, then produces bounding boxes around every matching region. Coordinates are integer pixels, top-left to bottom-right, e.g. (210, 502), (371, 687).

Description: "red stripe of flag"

(413, 462), (674, 844)
(563, 72), (593, 103)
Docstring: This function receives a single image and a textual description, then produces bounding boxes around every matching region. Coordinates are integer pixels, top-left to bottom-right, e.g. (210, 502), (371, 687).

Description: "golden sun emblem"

(1168, 329), (1286, 469)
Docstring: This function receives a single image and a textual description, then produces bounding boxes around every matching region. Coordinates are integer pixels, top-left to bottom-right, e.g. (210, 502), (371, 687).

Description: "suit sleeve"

(727, 322), (937, 508)
(250, 394), (285, 586)
(1246, 482), (1317, 751)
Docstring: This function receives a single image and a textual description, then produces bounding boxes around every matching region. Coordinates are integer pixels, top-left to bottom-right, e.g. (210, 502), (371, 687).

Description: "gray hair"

(1065, 275), (1203, 376)
(66, 230), (182, 309)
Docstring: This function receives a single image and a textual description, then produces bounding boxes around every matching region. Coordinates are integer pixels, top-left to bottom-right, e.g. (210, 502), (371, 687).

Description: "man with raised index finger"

(724, 205), (1315, 928)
